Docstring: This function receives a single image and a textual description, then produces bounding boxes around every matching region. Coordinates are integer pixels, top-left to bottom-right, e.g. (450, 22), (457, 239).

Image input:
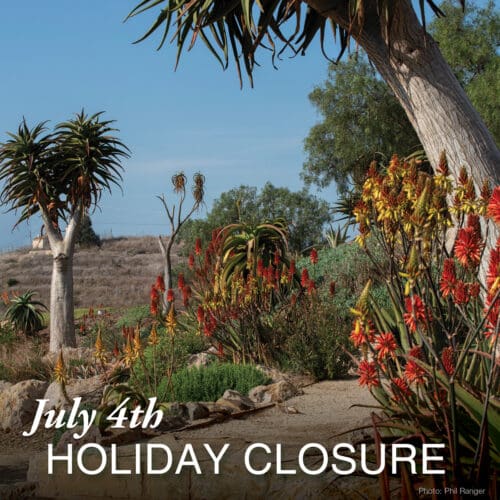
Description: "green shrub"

(115, 305), (151, 329)
(6, 278), (19, 287)
(157, 363), (270, 402)
(131, 327), (207, 397)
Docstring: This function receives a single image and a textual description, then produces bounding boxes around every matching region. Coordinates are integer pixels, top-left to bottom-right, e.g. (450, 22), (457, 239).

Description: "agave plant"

(5, 290), (47, 336)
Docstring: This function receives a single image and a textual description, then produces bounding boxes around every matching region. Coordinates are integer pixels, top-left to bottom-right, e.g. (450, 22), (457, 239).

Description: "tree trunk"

(49, 252), (76, 352)
(306, 0), (500, 187)
(42, 203), (83, 352)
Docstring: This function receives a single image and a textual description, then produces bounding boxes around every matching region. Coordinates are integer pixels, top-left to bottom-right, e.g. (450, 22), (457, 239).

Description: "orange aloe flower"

(310, 248), (318, 265)
(374, 332), (397, 360)
(404, 360), (426, 385)
(166, 288), (175, 303)
(403, 295), (428, 333)
(350, 319), (366, 347)
(300, 268), (309, 288)
(194, 238), (203, 256)
(392, 377), (411, 400)
(440, 258), (456, 298)
(441, 347), (455, 375)
(155, 275), (166, 293)
(487, 186), (500, 224)
(358, 360), (379, 388)
(454, 227), (483, 268)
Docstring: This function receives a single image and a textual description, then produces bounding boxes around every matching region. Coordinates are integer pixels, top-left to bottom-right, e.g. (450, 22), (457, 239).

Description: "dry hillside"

(0, 236), (181, 310)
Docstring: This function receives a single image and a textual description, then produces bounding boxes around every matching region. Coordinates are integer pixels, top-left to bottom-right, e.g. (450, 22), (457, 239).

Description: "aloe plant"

(5, 290), (47, 336)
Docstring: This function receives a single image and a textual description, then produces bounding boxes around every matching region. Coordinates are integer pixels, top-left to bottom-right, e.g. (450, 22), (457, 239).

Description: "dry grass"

(0, 236), (182, 310)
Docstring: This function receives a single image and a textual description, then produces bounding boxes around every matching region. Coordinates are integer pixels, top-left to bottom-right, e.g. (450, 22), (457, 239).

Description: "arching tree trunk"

(306, 0), (500, 186)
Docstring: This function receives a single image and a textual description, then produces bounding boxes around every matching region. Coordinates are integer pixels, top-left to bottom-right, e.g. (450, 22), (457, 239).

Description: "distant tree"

(181, 183), (332, 254)
(303, 0), (499, 192)
(76, 214), (101, 247)
(302, 55), (420, 192)
(0, 112), (129, 351)
(158, 172), (205, 312)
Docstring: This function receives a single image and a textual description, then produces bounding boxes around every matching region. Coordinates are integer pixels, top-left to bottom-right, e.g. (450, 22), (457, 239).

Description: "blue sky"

(0, 1), (339, 251)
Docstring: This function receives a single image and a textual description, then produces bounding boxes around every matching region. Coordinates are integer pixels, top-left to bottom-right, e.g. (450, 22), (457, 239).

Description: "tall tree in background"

(128, 0), (500, 191)
(181, 183), (332, 254)
(302, 0), (499, 193)
(0, 112), (129, 351)
(302, 55), (421, 192)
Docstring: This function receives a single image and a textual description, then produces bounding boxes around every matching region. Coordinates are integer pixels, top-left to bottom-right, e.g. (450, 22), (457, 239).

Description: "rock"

(42, 347), (94, 366)
(255, 364), (287, 383)
(215, 390), (255, 412)
(0, 380), (48, 431)
(187, 351), (216, 368)
(185, 402), (209, 421)
(43, 375), (105, 410)
(100, 427), (144, 447)
(55, 425), (102, 453)
(159, 402), (189, 419)
(248, 380), (302, 404)
(0, 381), (12, 393)
(156, 415), (187, 432)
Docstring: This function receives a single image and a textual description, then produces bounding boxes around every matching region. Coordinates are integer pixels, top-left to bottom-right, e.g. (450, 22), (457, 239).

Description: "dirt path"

(175, 379), (376, 445)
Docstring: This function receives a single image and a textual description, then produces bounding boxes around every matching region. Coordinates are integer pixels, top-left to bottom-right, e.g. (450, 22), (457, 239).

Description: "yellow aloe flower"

(166, 305), (177, 335)
(149, 322), (159, 346)
(94, 328), (107, 364)
(54, 350), (67, 386)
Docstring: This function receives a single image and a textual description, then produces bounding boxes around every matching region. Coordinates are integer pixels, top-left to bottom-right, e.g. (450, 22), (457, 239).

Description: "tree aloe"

(0, 111), (129, 351)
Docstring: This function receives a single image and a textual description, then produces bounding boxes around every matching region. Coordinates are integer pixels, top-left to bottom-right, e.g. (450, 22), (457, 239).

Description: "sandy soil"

(175, 379), (376, 445)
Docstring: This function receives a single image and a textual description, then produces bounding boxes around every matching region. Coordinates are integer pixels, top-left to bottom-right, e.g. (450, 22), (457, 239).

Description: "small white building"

(32, 236), (49, 250)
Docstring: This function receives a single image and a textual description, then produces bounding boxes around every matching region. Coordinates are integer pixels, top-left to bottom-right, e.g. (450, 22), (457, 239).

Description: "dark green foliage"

(132, 328), (207, 396)
(4, 290), (47, 336)
(303, 55), (420, 192)
(76, 215), (101, 247)
(430, 0), (499, 145)
(6, 278), (19, 287)
(277, 244), (390, 379)
(302, 1), (499, 192)
(157, 363), (270, 402)
(115, 305), (151, 329)
(180, 182), (332, 254)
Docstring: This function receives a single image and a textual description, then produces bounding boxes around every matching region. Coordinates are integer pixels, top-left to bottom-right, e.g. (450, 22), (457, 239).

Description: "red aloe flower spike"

(194, 238), (203, 256)
(310, 248), (318, 265)
(488, 186), (500, 224)
(177, 273), (185, 290)
(188, 254), (195, 269)
(404, 360), (426, 385)
(166, 289), (175, 303)
(155, 275), (166, 293)
(300, 268), (309, 288)
(441, 347), (455, 375)
(358, 360), (379, 388)
(374, 332), (397, 360)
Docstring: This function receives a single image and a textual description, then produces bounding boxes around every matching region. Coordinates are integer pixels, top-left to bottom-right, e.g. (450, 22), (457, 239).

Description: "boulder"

(42, 347), (94, 366)
(0, 380), (13, 393)
(159, 402), (189, 419)
(0, 379), (48, 431)
(54, 425), (102, 454)
(43, 375), (105, 410)
(185, 402), (209, 421)
(248, 380), (302, 404)
(187, 351), (216, 369)
(215, 390), (255, 412)
(156, 415), (187, 432)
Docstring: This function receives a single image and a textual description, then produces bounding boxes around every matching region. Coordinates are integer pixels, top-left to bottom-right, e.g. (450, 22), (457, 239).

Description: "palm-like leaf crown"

(127, 0), (461, 85)
(0, 111), (129, 227)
